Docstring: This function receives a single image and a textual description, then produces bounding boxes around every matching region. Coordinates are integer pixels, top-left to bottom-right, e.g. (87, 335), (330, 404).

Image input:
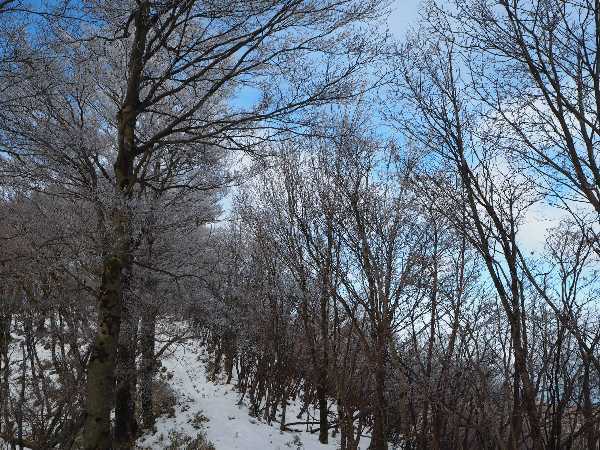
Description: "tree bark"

(83, 253), (124, 449)
(582, 352), (597, 450)
(0, 312), (10, 438)
(139, 307), (156, 431)
(318, 285), (329, 444)
(114, 301), (139, 449)
(317, 384), (328, 444)
(370, 336), (387, 450)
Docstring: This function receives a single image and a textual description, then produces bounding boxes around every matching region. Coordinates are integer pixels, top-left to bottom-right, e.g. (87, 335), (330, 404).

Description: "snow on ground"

(2, 328), (373, 450)
(137, 341), (371, 450)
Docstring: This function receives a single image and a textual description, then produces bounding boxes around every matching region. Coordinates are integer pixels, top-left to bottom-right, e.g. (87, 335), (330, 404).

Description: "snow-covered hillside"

(136, 342), (372, 450)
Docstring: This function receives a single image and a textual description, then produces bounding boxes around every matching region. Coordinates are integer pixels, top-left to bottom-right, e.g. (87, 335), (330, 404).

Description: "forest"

(1, 0), (599, 449)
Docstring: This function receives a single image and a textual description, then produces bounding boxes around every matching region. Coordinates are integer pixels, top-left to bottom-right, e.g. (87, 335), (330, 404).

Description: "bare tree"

(391, 4), (600, 447)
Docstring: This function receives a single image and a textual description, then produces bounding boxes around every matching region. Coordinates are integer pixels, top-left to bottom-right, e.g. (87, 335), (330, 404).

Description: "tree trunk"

(280, 389), (287, 431)
(17, 343), (25, 450)
(582, 352), (597, 450)
(338, 400), (347, 450)
(508, 364), (522, 450)
(223, 333), (235, 385)
(139, 307), (156, 431)
(114, 301), (139, 449)
(511, 325), (542, 450)
(0, 312), (10, 438)
(370, 343), (387, 450)
(318, 287), (329, 444)
(83, 254), (125, 449)
(317, 384), (328, 444)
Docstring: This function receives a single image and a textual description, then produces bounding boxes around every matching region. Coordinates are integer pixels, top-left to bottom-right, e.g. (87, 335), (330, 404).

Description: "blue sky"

(388, 0), (422, 37)
(232, 0), (424, 109)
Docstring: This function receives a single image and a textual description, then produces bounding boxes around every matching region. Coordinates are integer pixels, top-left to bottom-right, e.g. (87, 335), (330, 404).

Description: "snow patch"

(137, 341), (371, 450)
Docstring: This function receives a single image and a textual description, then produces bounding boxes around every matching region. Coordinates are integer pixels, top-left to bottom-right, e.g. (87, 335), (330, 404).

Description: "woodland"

(1, 0), (600, 449)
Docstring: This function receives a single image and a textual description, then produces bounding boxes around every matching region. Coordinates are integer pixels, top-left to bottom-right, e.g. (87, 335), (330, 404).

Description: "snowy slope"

(137, 341), (372, 450)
